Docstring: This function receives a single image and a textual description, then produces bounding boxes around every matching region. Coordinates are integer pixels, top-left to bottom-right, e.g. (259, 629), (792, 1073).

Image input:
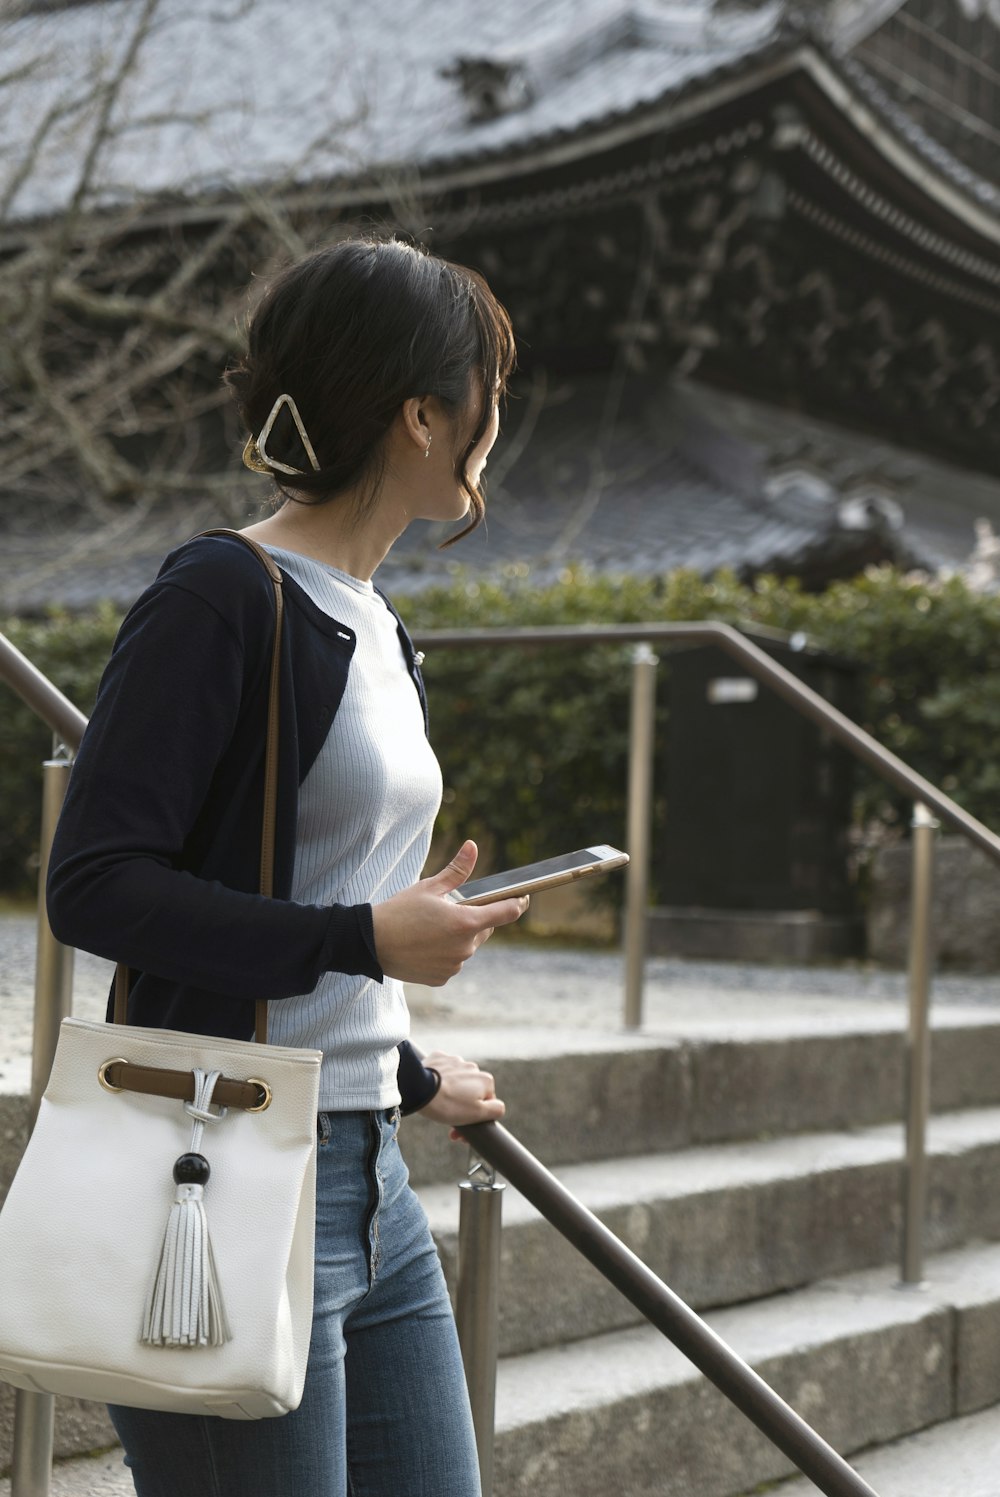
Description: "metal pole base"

(624, 645), (657, 1031)
(900, 802), (938, 1287)
(11, 1390), (55, 1497)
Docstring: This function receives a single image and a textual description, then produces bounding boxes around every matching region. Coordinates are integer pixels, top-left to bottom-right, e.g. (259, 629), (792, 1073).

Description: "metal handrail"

(1, 615), (988, 1287)
(457, 1117), (879, 1497)
(411, 619), (1000, 863)
(0, 634), (88, 751)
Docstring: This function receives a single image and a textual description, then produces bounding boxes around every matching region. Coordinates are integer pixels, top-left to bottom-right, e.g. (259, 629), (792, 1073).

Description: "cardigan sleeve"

(47, 578), (381, 1000)
(396, 1040), (443, 1115)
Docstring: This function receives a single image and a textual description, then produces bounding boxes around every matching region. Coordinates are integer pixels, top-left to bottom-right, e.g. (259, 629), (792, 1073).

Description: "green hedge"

(3, 566), (1000, 898)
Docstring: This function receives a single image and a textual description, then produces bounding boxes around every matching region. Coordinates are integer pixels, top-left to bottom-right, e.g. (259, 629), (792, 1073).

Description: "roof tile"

(1, 0), (783, 220)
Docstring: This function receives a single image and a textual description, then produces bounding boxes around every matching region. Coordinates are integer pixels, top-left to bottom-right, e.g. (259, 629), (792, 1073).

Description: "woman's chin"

(413, 484), (474, 525)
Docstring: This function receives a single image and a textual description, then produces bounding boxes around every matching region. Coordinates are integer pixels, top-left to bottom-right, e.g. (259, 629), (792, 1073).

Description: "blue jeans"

(109, 1109), (481, 1497)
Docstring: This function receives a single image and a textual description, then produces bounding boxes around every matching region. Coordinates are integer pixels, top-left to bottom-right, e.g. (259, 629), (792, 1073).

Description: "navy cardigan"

(46, 533), (439, 1113)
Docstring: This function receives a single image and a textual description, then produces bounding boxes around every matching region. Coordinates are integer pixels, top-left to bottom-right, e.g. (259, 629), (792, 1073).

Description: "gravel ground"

(0, 1447), (130, 1497)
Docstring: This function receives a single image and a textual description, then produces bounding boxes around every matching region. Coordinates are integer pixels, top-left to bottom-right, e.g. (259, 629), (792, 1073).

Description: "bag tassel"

(141, 1068), (232, 1349)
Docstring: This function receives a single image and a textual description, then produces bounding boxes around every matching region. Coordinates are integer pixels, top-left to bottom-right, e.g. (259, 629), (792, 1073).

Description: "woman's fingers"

(372, 884), (526, 986)
(418, 1052), (504, 1128)
(371, 838), (529, 987)
(423, 840), (479, 894)
(481, 894), (529, 929)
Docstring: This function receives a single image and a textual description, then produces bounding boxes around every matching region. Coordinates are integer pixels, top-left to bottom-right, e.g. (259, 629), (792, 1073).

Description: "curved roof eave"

(340, 40), (1000, 260)
(396, 42), (803, 195)
(410, 38), (999, 260)
(8, 29), (999, 264)
(405, 39), (1000, 263)
(798, 48), (1000, 252)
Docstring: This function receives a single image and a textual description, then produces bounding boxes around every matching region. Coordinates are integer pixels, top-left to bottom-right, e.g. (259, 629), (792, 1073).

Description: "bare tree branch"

(0, 0), (440, 596)
(49, 280), (245, 351)
(23, 0), (164, 344)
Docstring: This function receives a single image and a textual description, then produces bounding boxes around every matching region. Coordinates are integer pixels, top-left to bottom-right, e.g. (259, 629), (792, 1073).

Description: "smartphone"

(447, 845), (629, 905)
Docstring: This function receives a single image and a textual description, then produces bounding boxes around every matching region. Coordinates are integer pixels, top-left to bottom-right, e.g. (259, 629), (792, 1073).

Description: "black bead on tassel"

(173, 1152), (211, 1186)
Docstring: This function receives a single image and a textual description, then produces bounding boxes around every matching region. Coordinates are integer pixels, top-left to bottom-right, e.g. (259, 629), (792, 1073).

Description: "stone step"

(399, 1016), (1000, 1185)
(754, 1403), (1000, 1497)
(421, 1106), (1000, 1356)
(7, 1012), (1000, 1198)
(492, 1238), (1000, 1497)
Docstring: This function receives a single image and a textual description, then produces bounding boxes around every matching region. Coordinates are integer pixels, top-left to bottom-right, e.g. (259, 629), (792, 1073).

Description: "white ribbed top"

(262, 546), (442, 1110)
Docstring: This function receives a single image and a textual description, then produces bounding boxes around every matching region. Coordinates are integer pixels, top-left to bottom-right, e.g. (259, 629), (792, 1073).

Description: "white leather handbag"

(0, 1017), (320, 1419)
(0, 532), (322, 1419)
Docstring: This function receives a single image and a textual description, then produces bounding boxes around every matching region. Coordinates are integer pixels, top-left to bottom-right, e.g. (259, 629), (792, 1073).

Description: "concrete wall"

(867, 836), (1000, 972)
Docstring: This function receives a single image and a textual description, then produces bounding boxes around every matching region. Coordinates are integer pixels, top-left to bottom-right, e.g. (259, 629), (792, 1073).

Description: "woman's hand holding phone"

(371, 839), (527, 987)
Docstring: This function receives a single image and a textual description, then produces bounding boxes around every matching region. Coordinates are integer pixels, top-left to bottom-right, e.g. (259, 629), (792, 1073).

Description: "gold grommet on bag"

(98, 1058), (129, 1092)
(245, 1078), (272, 1112)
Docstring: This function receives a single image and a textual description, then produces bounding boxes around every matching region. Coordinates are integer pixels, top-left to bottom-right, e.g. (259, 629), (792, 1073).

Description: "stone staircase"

(3, 949), (1000, 1494)
(403, 1004), (1000, 1497)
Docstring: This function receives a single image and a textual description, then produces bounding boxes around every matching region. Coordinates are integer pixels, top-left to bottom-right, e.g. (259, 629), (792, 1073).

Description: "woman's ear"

(401, 395), (433, 454)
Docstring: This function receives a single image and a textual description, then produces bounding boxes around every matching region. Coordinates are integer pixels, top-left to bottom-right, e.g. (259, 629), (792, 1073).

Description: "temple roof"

(1, 1), (785, 224)
(6, 0), (999, 243)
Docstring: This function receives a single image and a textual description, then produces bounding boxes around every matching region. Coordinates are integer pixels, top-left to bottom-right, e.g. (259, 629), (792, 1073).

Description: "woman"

(46, 235), (526, 1497)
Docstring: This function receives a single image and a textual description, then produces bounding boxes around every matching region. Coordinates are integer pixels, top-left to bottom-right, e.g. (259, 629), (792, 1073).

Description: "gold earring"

(424, 435), (432, 459)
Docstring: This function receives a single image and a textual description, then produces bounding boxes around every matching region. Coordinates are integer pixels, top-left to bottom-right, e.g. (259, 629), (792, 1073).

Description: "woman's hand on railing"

(417, 1051), (505, 1138)
(371, 839), (527, 986)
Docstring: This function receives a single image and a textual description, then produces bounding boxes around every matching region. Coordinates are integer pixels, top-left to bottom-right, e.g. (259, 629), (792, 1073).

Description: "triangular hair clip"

(248, 393), (321, 477)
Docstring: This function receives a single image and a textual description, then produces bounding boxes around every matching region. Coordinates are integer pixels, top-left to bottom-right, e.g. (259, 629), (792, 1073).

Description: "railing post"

(12, 754), (75, 1497)
(624, 643), (658, 1030)
(455, 1160), (505, 1497)
(900, 800), (938, 1288)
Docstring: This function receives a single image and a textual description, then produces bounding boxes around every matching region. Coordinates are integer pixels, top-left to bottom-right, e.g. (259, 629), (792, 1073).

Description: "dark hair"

(226, 237), (516, 544)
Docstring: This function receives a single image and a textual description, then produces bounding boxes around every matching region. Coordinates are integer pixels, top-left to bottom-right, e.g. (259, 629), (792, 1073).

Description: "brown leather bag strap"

(114, 528), (284, 1046)
(99, 1058), (272, 1112)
